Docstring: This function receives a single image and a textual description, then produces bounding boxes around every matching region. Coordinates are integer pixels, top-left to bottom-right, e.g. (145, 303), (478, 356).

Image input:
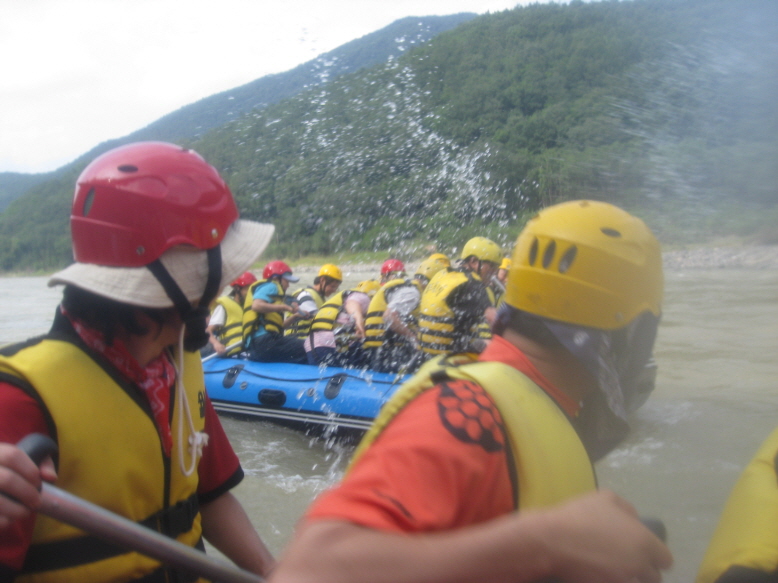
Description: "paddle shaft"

(202, 342), (243, 362)
(16, 434), (263, 583)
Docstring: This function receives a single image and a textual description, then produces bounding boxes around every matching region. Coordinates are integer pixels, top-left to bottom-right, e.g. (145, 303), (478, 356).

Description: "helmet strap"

(146, 247), (222, 351)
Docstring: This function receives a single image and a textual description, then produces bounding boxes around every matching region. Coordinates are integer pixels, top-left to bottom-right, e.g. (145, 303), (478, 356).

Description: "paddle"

(14, 433), (264, 583)
(202, 342), (243, 362)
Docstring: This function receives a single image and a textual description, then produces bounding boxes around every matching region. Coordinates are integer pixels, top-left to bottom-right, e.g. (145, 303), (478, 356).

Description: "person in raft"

(284, 263), (343, 339)
(416, 236), (502, 359)
(203, 270), (257, 357)
(242, 260), (307, 363)
(268, 200), (673, 583)
(0, 142), (275, 581)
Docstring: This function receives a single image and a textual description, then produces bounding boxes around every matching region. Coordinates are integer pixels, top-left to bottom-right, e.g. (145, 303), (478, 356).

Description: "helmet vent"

(601, 227), (621, 238)
(528, 238), (539, 265)
(542, 241), (556, 269)
(558, 246), (577, 273)
(117, 164), (139, 173)
(82, 188), (96, 217)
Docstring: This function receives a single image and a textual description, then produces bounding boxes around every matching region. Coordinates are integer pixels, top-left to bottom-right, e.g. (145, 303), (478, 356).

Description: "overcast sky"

(0, 0), (537, 174)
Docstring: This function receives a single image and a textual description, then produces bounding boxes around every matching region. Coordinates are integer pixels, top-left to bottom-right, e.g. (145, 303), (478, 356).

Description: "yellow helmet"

(505, 200), (663, 330)
(415, 255), (450, 281)
(354, 279), (381, 297)
(461, 237), (502, 265)
(427, 253), (451, 266)
(499, 257), (512, 271)
(318, 263), (343, 281)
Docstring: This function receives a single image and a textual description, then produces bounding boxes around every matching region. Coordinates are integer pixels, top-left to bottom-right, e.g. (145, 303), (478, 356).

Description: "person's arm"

(195, 397), (274, 576)
(384, 308), (416, 342)
(252, 283), (293, 315)
(344, 299), (366, 339)
(206, 305), (228, 355)
(252, 298), (292, 315)
(270, 490), (671, 583)
(200, 491), (275, 577)
(384, 287), (421, 344)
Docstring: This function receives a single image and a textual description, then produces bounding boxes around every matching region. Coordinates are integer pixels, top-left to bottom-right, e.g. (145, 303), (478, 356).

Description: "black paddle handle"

(17, 433), (58, 466)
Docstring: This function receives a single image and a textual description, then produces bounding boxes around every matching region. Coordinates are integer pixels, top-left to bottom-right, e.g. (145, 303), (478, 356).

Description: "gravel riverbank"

(292, 244), (778, 274)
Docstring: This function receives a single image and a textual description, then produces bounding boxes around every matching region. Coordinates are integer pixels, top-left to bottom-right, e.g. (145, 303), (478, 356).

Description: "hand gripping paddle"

(15, 433), (264, 583)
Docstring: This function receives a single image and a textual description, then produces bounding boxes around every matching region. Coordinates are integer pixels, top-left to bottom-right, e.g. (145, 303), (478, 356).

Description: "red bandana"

(62, 306), (174, 456)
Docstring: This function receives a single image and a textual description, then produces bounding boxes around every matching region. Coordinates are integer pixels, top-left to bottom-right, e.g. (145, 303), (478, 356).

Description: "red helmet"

(381, 259), (405, 275)
(263, 260), (296, 280)
(231, 271), (257, 287)
(70, 142), (239, 267)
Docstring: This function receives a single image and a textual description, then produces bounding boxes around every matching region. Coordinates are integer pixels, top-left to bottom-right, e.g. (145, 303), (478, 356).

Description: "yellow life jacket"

(475, 286), (496, 341)
(242, 278), (285, 342)
(351, 356), (596, 509)
(417, 269), (484, 357)
(213, 295), (245, 356)
(696, 427), (778, 583)
(363, 278), (422, 349)
(285, 286), (325, 338)
(0, 328), (206, 583)
(310, 290), (348, 334)
(311, 290), (368, 351)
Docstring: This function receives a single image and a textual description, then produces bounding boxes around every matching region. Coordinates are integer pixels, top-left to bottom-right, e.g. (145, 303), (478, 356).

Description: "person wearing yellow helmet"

(285, 264), (343, 339)
(497, 257), (511, 285)
(364, 254), (451, 373)
(271, 201), (671, 583)
(304, 280), (379, 368)
(416, 236), (502, 359)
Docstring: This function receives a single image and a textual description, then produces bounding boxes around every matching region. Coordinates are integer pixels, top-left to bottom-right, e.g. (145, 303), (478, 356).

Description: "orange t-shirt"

(304, 336), (579, 532)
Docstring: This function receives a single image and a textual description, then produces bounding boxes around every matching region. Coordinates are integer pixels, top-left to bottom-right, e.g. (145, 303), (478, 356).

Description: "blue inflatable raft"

(202, 357), (408, 435)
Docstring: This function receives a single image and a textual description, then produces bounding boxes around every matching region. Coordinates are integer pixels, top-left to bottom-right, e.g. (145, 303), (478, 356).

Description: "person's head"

(497, 257), (512, 284)
(263, 260), (299, 292)
(230, 271), (257, 302)
(380, 259), (406, 283)
(498, 200), (663, 458)
(49, 141), (274, 352)
(460, 237), (502, 282)
(314, 263), (342, 297)
(414, 254), (451, 288)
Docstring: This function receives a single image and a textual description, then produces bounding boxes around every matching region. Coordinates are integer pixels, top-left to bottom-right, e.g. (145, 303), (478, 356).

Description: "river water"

(1, 268), (776, 583)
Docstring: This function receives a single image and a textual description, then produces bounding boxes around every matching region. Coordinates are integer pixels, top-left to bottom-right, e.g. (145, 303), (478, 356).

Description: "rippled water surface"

(2, 268), (776, 582)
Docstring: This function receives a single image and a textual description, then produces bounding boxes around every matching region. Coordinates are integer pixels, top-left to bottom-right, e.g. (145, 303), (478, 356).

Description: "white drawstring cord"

(173, 328), (209, 477)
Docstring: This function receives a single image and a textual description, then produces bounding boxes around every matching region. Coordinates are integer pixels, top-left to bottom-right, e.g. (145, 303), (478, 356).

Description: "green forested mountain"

(0, 172), (53, 212)
(2, 0), (776, 272)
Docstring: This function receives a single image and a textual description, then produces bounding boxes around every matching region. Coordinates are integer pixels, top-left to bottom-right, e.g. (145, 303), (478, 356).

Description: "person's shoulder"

(391, 378), (505, 453)
(255, 280), (279, 294)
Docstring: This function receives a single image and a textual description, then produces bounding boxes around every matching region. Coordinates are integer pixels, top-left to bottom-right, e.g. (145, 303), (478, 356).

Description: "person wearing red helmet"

(0, 142), (275, 580)
(242, 260), (307, 363)
(380, 258), (406, 284)
(205, 271), (257, 357)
